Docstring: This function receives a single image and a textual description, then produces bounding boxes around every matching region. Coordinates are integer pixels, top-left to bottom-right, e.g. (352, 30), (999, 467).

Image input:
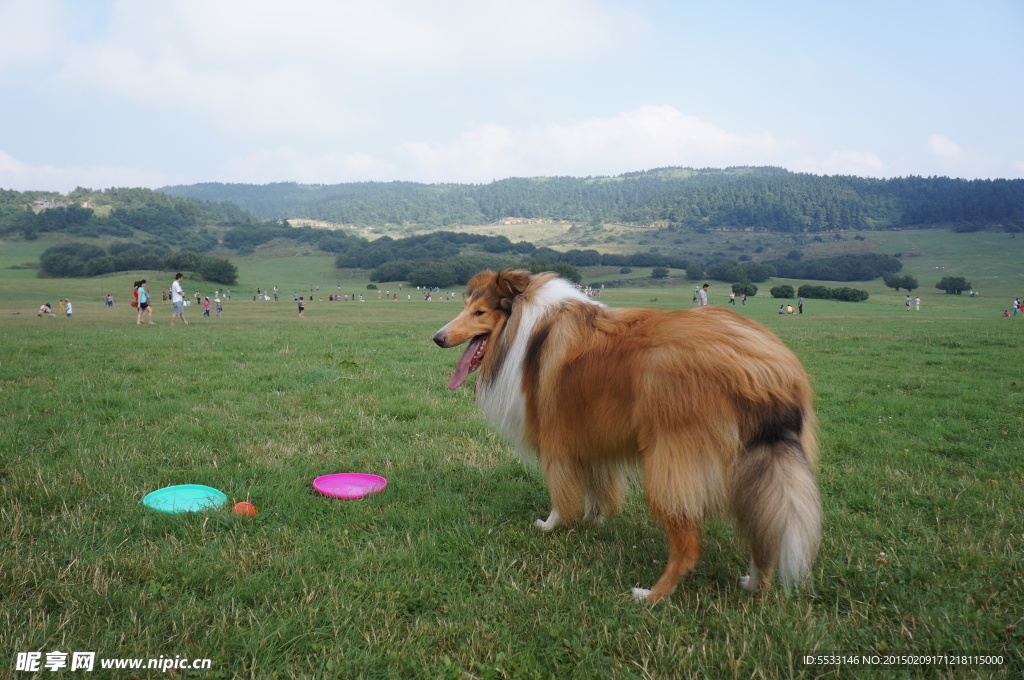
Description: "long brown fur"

(434, 270), (821, 604)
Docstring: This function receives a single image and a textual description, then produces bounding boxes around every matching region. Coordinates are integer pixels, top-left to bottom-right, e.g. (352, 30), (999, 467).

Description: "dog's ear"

(497, 269), (531, 310)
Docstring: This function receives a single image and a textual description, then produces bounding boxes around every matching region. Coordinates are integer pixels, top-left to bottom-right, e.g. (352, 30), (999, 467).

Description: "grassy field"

(1, 236), (1022, 679)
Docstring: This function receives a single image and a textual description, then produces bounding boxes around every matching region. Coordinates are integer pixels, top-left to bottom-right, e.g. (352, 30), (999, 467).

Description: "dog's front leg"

(533, 509), (561, 532)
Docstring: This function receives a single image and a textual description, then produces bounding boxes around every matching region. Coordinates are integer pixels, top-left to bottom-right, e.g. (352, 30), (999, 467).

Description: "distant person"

(137, 280), (154, 324)
(203, 297), (211, 317)
(778, 305), (786, 314)
(1013, 299), (1020, 317)
(298, 296), (306, 317)
(697, 283), (709, 307)
(905, 296), (911, 311)
(915, 297), (921, 311)
(105, 293), (113, 308)
(170, 273), (190, 325)
(729, 292), (735, 305)
(38, 303), (55, 317)
(798, 296), (804, 314)
(215, 298), (223, 317)
(1003, 309), (1011, 317)
(64, 299), (72, 318)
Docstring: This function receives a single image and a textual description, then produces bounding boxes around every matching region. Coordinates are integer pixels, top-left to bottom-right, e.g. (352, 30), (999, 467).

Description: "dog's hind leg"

(739, 559), (774, 592)
(632, 516), (701, 604)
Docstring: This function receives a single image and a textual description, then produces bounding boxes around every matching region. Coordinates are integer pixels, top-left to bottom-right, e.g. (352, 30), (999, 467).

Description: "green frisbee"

(143, 484), (228, 514)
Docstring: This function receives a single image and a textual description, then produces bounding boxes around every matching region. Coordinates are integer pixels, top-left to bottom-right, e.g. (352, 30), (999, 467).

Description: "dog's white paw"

(631, 588), (652, 602)
(533, 509), (560, 532)
(740, 560), (759, 592)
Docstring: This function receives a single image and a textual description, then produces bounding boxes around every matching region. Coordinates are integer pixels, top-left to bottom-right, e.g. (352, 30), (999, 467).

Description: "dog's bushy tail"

(734, 426), (821, 590)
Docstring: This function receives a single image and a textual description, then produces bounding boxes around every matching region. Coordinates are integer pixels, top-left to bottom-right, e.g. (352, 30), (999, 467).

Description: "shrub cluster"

(340, 231), (697, 273)
(935, 276), (972, 295)
(731, 280), (758, 296)
(705, 261), (775, 283)
(797, 284), (869, 302)
(369, 253), (584, 288)
(39, 243), (238, 284)
(883, 274), (920, 292)
(770, 253), (901, 282)
(770, 285), (795, 299)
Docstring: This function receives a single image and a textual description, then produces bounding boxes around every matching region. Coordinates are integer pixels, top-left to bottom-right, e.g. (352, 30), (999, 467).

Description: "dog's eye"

(473, 310), (486, 316)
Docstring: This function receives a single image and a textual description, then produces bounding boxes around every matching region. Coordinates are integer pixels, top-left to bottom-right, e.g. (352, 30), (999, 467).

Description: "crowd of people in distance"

(29, 277), (1024, 323)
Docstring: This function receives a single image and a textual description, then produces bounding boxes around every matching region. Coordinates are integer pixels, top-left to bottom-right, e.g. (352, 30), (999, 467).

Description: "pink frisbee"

(313, 473), (388, 500)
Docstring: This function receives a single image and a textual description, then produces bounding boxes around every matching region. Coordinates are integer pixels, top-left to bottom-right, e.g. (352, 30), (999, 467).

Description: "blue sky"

(1, 0), (1021, 192)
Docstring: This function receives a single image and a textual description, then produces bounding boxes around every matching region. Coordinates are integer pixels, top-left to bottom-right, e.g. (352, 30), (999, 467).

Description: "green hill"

(160, 166), (1024, 233)
(4, 167), (1024, 295)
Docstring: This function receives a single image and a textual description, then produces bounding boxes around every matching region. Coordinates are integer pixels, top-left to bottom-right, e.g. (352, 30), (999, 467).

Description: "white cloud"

(189, 105), (778, 185)
(789, 150), (885, 177)
(395, 105), (777, 182)
(167, 0), (645, 67)
(57, 42), (349, 136)
(0, 0), (69, 70)
(927, 134), (962, 159)
(0, 149), (169, 193)
(3, 103), (778, 189)
(818, 150), (885, 175)
(216, 147), (399, 185)
(50, 0), (646, 137)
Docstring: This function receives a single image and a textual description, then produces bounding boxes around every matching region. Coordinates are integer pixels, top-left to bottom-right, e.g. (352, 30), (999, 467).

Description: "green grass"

(1, 237), (1022, 679)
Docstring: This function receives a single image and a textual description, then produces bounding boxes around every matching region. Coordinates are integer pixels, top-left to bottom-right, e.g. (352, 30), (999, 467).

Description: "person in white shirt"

(697, 283), (709, 307)
(170, 273), (190, 325)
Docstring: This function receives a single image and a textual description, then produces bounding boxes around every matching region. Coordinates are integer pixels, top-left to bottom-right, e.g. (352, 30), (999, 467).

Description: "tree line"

(38, 242), (238, 284)
(330, 230), (902, 289)
(160, 167), (1024, 233)
(0, 179), (949, 291)
(768, 253), (903, 281)
(0, 187), (234, 252)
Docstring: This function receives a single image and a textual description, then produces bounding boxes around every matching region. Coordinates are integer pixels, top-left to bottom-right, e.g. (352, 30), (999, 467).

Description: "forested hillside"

(0, 187), (243, 282)
(0, 186), (246, 247)
(2, 167), (1015, 288)
(160, 167), (1024, 233)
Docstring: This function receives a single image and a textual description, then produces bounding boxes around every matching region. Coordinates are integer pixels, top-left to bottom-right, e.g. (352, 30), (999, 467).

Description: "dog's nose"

(432, 330), (446, 347)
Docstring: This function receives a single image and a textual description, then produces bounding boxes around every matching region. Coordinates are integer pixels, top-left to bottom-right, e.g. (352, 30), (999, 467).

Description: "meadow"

(1, 237), (1022, 679)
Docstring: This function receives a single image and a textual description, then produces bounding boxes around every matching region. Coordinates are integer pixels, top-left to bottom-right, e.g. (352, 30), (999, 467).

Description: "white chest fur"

(475, 278), (598, 457)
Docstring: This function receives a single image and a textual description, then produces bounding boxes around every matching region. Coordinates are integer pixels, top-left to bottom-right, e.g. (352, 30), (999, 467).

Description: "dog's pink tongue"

(448, 337), (481, 390)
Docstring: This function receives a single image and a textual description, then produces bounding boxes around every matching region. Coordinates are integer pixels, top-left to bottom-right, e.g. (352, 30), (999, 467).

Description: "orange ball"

(231, 501), (257, 517)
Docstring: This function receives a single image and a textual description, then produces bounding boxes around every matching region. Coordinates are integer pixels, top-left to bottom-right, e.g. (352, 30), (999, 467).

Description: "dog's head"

(433, 269), (532, 390)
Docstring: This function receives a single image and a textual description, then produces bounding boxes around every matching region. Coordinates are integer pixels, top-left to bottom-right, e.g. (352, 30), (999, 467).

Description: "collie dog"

(433, 270), (820, 604)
